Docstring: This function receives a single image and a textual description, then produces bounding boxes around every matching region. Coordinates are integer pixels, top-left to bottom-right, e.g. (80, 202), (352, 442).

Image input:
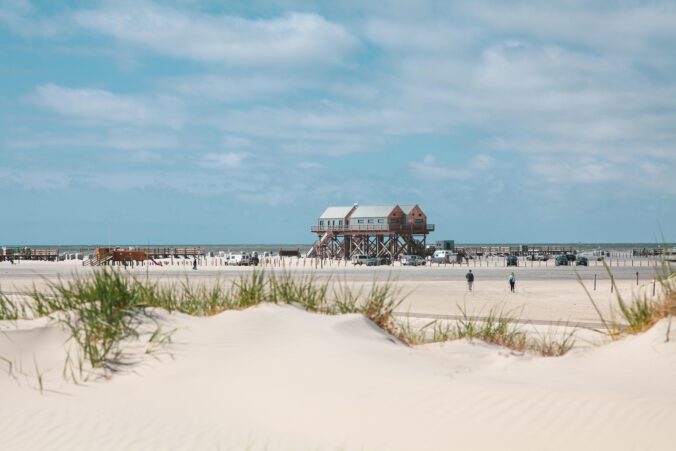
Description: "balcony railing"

(311, 224), (434, 233)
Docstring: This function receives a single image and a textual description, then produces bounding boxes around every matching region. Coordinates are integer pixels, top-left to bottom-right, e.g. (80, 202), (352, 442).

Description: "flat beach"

(1, 258), (674, 450)
(1, 256), (664, 325)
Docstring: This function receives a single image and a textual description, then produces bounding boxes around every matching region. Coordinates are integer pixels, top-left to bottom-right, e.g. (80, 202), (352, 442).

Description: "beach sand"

(1, 260), (674, 450)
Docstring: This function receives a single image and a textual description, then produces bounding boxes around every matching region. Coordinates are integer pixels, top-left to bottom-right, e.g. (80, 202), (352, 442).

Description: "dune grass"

(0, 269), (408, 372)
(10, 261), (672, 378)
(579, 259), (675, 339)
(394, 305), (575, 357)
(0, 267), (581, 375)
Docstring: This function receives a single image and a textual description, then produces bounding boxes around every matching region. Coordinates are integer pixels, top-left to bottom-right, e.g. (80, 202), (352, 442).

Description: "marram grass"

(578, 259), (675, 340)
(6, 262), (669, 378)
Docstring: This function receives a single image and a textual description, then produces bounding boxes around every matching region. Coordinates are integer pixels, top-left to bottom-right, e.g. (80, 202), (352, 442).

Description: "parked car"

(565, 253), (577, 262)
(506, 255), (519, 266)
(228, 252), (251, 266)
(555, 255), (569, 266)
(431, 250), (457, 264)
(375, 255), (392, 266)
(401, 255), (426, 266)
(527, 253), (549, 261)
(352, 255), (372, 266)
(575, 256), (589, 266)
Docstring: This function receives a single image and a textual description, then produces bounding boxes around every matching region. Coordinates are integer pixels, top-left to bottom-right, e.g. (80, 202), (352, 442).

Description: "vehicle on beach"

(565, 253), (576, 262)
(401, 255), (426, 266)
(555, 255), (569, 266)
(352, 255), (376, 266)
(375, 255), (392, 266)
(506, 255), (519, 266)
(575, 256), (589, 266)
(227, 252), (251, 266)
(526, 253), (549, 261)
(431, 250), (458, 264)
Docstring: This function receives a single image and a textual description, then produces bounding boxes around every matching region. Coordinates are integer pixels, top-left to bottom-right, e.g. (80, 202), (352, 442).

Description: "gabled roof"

(319, 206), (355, 219)
(399, 204), (418, 215)
(350, 205), (398, 218)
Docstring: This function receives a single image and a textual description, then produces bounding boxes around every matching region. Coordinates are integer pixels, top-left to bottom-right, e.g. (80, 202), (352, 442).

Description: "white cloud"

(5, 130), (180, 151)
(529, 157), (620, 184)
(202, 152), (249, 170)
(26, 83), (184, 127)
(73, 1), (358, 65)
(0, 0), (67, 37)
(466, 1), (676, 57)
(163, 74), (300, 103)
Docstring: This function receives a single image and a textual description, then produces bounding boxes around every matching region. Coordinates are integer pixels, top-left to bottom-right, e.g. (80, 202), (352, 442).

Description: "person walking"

(509, 272), (516, 292)
(193, 256), (198, 270)
(465, 269), (474, 291)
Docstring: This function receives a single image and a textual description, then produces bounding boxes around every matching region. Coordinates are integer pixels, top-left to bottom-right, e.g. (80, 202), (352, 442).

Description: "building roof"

(399, 204), (418, 215)
(350, 205), (398, 218)
(319, 206), (355, 219)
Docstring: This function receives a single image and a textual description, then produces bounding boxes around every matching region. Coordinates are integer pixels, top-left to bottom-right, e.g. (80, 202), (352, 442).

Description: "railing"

(311, 224), (434, 233)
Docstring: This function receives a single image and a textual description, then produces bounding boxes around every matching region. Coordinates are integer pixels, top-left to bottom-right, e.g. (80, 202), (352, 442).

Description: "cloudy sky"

(1, 0), (674, 244)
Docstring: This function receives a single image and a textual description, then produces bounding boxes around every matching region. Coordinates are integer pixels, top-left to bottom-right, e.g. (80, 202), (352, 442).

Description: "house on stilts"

(307, 204), (434, 260)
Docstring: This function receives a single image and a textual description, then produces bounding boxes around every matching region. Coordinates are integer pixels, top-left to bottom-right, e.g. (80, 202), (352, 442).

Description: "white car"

(431, 250), (457, 263)
(227, 252), (251, 266)
(401, 255), (426, 266)
(352, 255), (377, 265)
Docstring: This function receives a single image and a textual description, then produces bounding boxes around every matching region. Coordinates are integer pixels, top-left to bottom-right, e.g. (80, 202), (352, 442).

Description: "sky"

(1, 0), (675, 245)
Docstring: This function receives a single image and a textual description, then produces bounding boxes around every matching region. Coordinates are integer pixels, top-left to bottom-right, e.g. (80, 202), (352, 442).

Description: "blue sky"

(1, 0), (674, 244)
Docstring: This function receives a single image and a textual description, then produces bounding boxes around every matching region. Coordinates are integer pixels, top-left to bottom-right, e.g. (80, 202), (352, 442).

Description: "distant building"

(309, 204), (434, 259)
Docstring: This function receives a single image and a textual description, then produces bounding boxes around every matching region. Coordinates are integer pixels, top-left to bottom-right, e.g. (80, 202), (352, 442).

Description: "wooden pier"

(85, 247), (206, 266)
(0, 247), (59, 261)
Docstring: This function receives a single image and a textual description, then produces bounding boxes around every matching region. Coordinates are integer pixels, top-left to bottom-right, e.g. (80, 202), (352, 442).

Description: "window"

(415, 219), (423, 223)
(368, 219), (374, 224)
(390, 219), (399, 223)
(377, 219), (385, 223)
(320, 220), (324, 226)
(358, 219), (364, 224)
(339, 220), (343, 225)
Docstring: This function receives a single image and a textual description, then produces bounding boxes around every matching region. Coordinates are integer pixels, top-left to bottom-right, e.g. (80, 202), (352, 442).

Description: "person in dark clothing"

(193, 257), (197, 270)
(509, 272), (516, 292)
(465, 270), (474, 291)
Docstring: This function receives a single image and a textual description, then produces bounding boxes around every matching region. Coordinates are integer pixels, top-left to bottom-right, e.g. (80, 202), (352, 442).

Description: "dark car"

(575, 256), (589, 266)
(565, 254), (576, 262)
(376, 255), (392, 266)
(506, 255), (519, 266)
(555, 255), (569, 266)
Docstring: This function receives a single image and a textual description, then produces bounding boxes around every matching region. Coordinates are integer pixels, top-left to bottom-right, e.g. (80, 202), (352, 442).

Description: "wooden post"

(594, 274), (597, 291)
(653, 279), (656, 297)
(636, 271), (639, 286)
(611, 275), (614, 293)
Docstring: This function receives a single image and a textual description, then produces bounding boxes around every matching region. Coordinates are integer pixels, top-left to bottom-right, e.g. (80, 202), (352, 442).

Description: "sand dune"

(1, 304), (674, 450)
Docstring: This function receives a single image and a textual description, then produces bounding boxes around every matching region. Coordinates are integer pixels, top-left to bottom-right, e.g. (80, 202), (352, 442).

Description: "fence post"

(594, 274), (597, 291)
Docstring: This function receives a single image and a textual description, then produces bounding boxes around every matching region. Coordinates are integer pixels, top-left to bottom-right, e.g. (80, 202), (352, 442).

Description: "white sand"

(1, 303), (675, 450)
(1, 260), (674, 450)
